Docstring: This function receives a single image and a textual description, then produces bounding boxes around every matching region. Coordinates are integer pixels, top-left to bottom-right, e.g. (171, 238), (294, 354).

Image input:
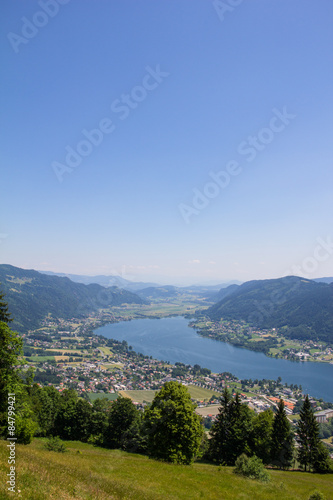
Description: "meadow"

(0, 439), (332, 500)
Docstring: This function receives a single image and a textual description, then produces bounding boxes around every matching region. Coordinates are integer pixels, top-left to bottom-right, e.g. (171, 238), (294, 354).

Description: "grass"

(186, 385), (220, 401)
(28, 356), (55, 362)
(120, 386), (220, 404)
(196, 404), (220, 417)
(46, 349), (85, 355)
(98, 346), (113, 356)
(0, 439), (332, 499)
(87, 392), (119, 402)
(119, 390), (156, 403)
(100, 362), (123, 371)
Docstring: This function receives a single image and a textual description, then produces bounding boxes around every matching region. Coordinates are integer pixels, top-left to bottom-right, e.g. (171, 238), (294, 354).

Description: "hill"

(207, 276), (333, 343)
(136, 285), (180, 300)
(0, 264), (146, 333)
(39, 270), (160, 291)
(211, 283), (239, 302)
(314, 277), (333, 284)
(0, 439), (332, 499)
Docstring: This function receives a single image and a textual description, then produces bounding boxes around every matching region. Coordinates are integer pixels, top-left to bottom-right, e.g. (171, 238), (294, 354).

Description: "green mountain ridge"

(0, 264), (147, 333)
(207, 276), (333, 343)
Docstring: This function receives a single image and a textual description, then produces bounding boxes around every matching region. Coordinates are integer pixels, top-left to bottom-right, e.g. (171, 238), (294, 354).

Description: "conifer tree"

(0, 289), (12, 323)
(209, 389), (253, 465)
(271, 399), (294, 469)
(297, 395), (320, 471)
(208, 387), (233, 464)
(251, 409), (273, 464)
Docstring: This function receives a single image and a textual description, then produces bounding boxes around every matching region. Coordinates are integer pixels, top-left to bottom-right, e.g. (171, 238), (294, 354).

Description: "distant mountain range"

(0, 264), (147, 333)
(39, 270), (160, 292)
(313, 277), (333, 284)
(207, 276), (333, 343)
(38, 270), (242, 296)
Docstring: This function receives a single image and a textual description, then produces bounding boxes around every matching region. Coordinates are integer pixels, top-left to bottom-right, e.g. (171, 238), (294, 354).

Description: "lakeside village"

(191, 318), (333, 363)
(22, 311), (333, 433)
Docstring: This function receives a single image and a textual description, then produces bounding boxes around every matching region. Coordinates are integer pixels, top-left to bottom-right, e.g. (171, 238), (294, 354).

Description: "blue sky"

(1, 0), (333, 285)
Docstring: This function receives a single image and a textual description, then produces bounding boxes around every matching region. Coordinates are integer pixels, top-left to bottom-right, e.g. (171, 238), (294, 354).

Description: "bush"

(234, 453), (270, 483)
(15, 415), (37, 445)
(308, 491), (325, 500)
(44, 436), (67, 453)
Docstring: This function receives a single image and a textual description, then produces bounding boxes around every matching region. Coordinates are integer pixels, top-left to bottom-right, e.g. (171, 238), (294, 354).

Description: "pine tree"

(297, 395), (320, 471)
(271, 399), (294, 469)
(251, 409), (274, 464)
(208, 387), (233, 464)
(209, 389), (253, 465)
(0, 290), (12, 323)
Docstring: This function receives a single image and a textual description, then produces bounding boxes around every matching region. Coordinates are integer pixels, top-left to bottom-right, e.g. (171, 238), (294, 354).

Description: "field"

(28, 356), (55, 362)
(112, 299), (210, 320)
(46, 349), (85, 355)
(119, 390), (156, 403)
(120, 386), (220, 405)
(196, 404), (221, 417)
(87, 392), (119, 402)
(98, 346), (113, 356)
(0, 439), (332, 500)
(100, 362), (123, 371)
(186, 385), (220, 401)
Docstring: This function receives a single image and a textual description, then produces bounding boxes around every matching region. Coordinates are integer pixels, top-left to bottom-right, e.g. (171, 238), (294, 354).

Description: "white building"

(314, 409), (333, 423)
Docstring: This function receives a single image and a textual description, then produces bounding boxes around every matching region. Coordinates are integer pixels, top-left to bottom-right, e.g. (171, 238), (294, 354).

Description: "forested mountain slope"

(207, 276), (333, 343)
(0, 264), (146, 333)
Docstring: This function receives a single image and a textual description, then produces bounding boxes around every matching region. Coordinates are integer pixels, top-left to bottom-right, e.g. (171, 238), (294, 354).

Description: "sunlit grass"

(1, 439), (332, 500)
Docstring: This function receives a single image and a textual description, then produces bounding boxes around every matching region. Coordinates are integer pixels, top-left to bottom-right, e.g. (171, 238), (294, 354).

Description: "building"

(314, 409), (333, 423)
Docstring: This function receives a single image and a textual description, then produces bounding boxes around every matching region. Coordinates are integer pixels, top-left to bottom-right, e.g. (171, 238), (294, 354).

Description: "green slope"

(0, 264), (147, 333)
(0, 439), (332, 499)
(207, 276), (333, 343)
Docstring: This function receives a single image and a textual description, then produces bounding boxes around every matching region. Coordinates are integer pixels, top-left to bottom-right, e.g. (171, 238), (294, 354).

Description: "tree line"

(0, 291), (332, 472)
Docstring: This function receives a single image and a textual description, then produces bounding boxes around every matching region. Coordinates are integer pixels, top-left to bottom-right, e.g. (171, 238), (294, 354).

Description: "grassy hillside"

(0, 439), (332, 500)
(0, 264), (146, 333)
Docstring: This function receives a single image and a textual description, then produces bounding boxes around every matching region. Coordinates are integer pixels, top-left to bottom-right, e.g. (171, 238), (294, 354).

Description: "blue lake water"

(96, 316), (333, 402)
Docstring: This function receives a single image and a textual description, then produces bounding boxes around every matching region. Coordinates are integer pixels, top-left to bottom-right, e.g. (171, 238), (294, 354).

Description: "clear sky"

(1, 0), (333, 285)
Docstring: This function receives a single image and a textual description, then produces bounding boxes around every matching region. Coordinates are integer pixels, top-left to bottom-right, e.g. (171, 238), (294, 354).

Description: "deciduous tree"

(144, 381), (203, 464)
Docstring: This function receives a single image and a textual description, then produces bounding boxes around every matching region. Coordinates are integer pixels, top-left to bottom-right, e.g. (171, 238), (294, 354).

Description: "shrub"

(234, 453), (270, 483)
(308, 492), (325, 500)
(44, 436), (67, 453)
(15, 415), (37, 445)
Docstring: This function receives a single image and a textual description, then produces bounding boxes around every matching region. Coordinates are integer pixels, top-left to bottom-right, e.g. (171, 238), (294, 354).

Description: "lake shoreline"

(95, 316), (333, 402)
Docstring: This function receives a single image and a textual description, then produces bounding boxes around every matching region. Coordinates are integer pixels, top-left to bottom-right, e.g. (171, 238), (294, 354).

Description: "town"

(192, 317), (333, 363)
(22, 312), (333, 441)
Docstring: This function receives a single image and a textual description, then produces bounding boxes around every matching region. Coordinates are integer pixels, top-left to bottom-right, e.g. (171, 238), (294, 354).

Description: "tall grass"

(0, 439), (332, 499)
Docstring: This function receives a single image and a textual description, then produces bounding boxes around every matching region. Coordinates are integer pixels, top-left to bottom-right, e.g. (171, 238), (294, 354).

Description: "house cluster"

(314, 408), (333, 423)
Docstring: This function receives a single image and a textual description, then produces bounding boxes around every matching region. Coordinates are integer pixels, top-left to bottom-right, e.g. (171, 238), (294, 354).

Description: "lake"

(96, 316), (333, 402)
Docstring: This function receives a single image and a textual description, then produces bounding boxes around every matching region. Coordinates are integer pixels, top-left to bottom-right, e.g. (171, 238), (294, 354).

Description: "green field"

(196, 404), (220, 417)
(186, 385), (220, 401)
(98, 346), (113, 356)
(27, 356), (55, 362)
(0, 439), (332, 499)
(121, 386), (221, 404)
(100, 362), (123, 371)
(87, 392), (119, 402)
(120, 389), (156, 403)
